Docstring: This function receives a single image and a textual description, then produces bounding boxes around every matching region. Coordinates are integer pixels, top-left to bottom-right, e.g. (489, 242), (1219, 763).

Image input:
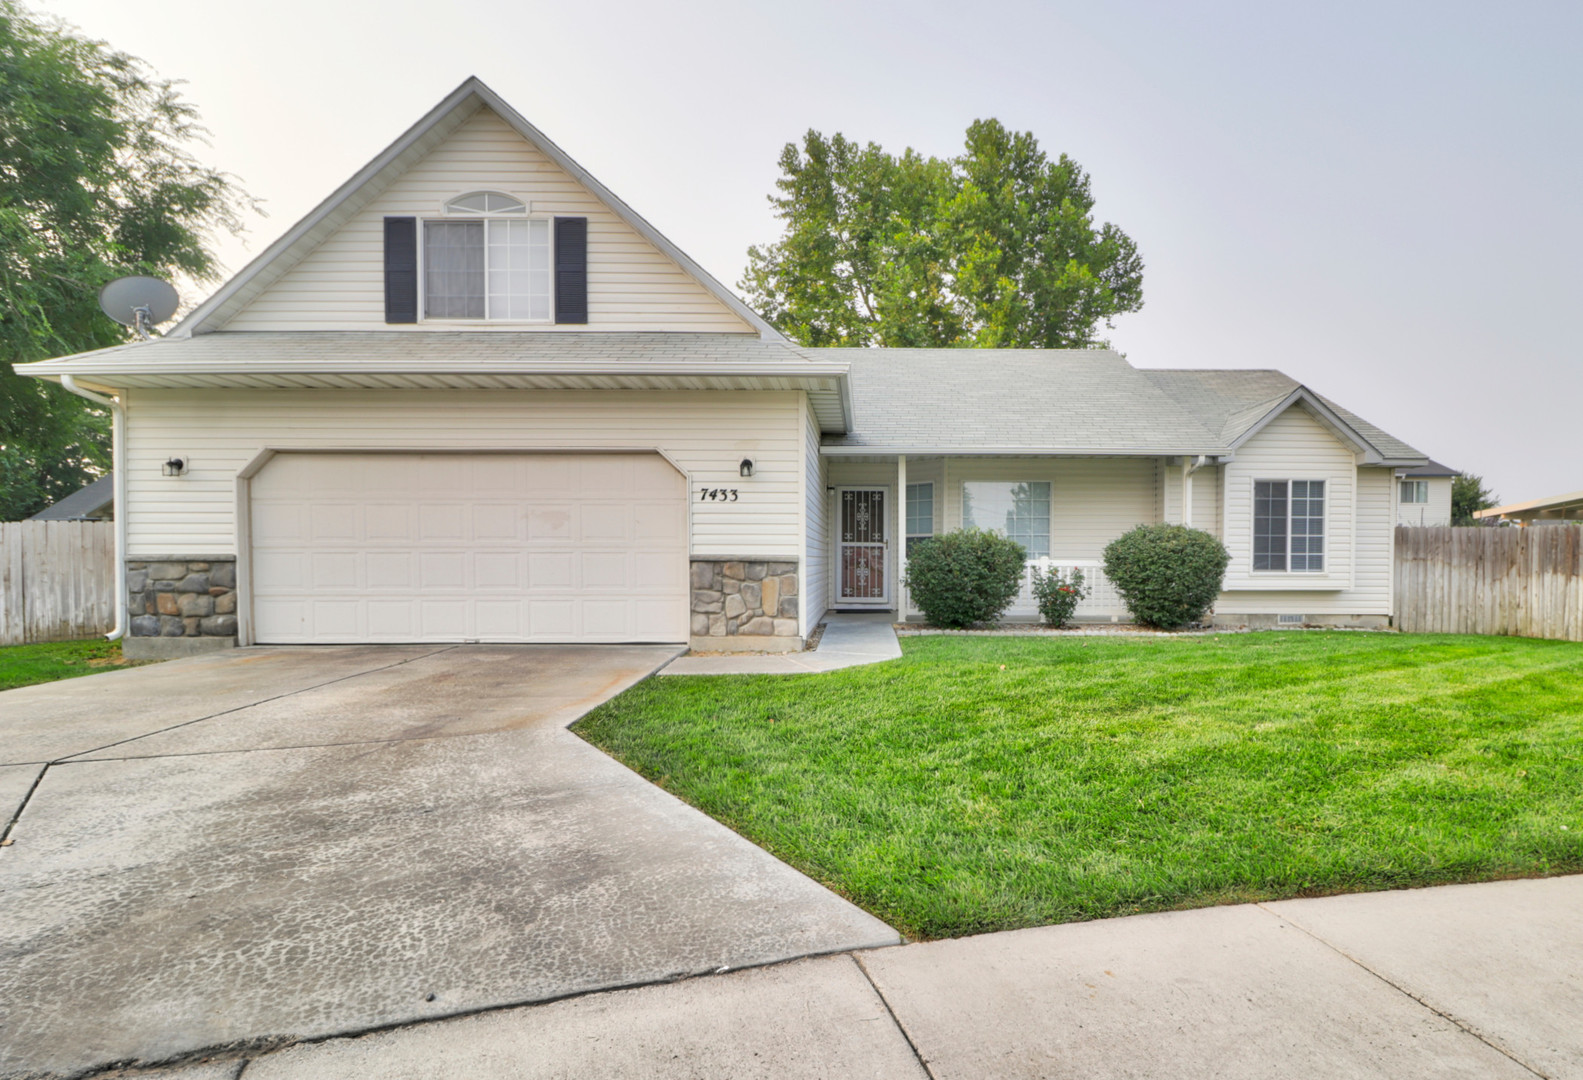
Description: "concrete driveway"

(0, 645), (898, 1080)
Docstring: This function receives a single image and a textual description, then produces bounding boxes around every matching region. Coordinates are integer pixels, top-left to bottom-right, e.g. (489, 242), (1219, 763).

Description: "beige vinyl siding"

(1398, 475), (1453, 527)
(1215, 404), (1392, 616)
(1193, 465), (1223, 535)
(944, 457), (1159, 560)
(1161, 463), (1223, 535)
(1214, 467), (1393, 617)
(223, 108), (751, 334)
(123, 389), (802, 560)
(802, 396), (828, 629)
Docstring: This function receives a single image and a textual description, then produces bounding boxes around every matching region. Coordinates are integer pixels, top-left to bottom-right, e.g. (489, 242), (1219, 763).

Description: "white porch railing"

(902, 558), (1130, 622)
(1008, 559), (1129, 622)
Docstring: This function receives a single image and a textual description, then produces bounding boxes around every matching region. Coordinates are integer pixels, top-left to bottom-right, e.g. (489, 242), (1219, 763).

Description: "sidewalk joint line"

(1255, 903), (1550, 1079)
(54, 646), (461, 763)
(0, 762), (49, 849)
(852, 952), (938, 1080)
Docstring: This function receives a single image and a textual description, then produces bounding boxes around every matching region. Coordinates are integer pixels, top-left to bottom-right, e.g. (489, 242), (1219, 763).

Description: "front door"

(838, 488), (889, 605)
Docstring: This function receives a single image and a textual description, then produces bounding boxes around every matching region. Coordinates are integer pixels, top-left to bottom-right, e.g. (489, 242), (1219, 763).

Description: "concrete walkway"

(660, 611), (903, 675)
(148, 873), (1581, 1079)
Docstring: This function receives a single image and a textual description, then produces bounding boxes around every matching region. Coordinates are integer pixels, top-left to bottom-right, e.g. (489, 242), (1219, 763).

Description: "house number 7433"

(699, 488), (740, 502)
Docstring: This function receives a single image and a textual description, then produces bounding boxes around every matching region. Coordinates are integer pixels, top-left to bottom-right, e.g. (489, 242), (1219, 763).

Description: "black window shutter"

(384, 217), (418, 323)
(554, 216), (588, 324)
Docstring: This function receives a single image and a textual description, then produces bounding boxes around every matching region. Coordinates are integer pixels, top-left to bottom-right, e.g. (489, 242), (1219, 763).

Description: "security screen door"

(838, 488), (888, 604)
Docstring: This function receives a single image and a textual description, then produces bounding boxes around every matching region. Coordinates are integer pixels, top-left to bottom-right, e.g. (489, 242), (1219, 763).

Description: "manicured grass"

(0, 639), (148, 692)
(575, 632), (1583, 939)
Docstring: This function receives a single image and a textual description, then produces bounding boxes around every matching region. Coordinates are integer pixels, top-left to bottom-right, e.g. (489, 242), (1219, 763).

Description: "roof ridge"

(170, 77), (781, 342)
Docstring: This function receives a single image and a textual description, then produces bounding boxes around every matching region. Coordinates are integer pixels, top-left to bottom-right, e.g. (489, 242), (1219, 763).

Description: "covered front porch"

(822, 453), (1220, 623)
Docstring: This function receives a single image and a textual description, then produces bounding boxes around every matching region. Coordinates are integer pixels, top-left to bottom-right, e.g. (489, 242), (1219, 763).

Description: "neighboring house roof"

(1475, 489), (1583, 521)
(1401, 458), (1458, 478)
(16, 332), (854, 433)
(27, 474), (114, 520)
(169, 77), (782, 342)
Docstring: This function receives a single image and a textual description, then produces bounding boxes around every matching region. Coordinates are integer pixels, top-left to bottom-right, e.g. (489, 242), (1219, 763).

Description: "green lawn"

(574, 632), (1583, 940)
(0, 639), (148, 692)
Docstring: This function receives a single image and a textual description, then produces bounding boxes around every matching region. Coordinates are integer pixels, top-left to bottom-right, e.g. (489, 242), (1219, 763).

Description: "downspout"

(59, 376), (127, 641)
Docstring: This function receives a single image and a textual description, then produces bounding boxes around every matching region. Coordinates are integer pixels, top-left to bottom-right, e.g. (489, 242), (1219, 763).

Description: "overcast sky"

(41, 0), (1582, 504)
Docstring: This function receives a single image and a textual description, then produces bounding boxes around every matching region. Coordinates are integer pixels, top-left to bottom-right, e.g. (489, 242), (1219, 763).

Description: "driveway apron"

(0, 646), (899, 1080)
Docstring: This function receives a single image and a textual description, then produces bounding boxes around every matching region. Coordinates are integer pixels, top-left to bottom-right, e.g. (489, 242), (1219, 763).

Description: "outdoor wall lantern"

(162, 457), (187, 477)
(739, 458), (755, 478)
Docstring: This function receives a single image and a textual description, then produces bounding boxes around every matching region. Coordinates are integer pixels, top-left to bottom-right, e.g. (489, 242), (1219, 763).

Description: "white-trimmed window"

(962, 481), (1051, 558)
(1254, 479), (1325, 572)
(1400, 479), (1429, 504)
(905, 482), (934, 555)
(423, 192), (551, 321)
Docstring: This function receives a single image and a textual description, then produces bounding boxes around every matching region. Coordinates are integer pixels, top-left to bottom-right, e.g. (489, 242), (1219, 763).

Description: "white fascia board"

(1224, 388), (1389, 463)
(171, 77), (785, 342)
(19, 356), (848, 380)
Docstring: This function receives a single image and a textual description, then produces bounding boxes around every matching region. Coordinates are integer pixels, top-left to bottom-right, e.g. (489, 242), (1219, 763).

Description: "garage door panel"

(419, 504), (467, 542)
(580, 553), (629, 587)
(365, 552), (414, 589)
(528, 600), (576, 637)
(527, 553), (575, 587)
(419, 552), (467, 588)
(312, 553), (360, 589)
(366, 600), (414, 637)
(365, 504), (414, 541)
(474, 552), (522, 588)
(252, 453), (686, 644)
(634, 501), (686, 542)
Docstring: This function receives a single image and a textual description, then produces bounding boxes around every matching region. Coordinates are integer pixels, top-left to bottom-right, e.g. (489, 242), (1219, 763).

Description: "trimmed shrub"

(1102, 524), (1230, 629)
(1030, 566), (1088, 628)
(904, 529), (1027, 628)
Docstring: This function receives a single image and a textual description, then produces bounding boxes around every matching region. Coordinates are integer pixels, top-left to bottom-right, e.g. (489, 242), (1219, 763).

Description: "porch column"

(897, 454), (907, 616)
(1181, 457), (1194, 526)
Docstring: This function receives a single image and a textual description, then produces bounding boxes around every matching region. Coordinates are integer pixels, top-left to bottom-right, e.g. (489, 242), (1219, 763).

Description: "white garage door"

(250, 453), (688, 644)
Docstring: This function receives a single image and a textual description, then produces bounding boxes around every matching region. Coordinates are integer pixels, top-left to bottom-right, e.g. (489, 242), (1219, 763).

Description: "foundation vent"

(1278, 614), (1305, 625)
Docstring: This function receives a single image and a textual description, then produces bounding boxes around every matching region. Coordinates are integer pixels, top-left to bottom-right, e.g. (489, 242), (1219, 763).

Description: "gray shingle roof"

(821, 349), (1223, 454)
(21, 332), (1426, 463)
(1141, 369), (1425, 462)
(28, 474), (114, 520)
(1402, 458), (1458, 477)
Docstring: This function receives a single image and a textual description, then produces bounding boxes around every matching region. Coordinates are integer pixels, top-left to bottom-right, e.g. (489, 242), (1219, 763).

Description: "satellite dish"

(98, 276), (180, 339)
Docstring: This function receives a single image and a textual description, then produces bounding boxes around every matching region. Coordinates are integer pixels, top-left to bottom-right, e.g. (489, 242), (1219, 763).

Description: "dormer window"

(423, 191), (549, 320)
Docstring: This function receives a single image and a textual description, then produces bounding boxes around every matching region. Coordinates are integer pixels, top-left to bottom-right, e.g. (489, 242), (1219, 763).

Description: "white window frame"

(905, 482), (934, 555)
(1251, 477), (1327, 574)
(961, 480), (1052, 559)
(1400, 479), (1429, 504)
(417, 192), (554, 324)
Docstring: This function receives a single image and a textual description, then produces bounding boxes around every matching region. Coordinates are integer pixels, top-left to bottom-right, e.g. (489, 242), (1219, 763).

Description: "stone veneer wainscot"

(689, 558), (800, 652)
(126, 558), (238, 657)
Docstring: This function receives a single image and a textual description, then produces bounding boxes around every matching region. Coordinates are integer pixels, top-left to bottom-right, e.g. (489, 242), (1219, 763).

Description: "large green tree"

(0, 1), (251, 519)
(741, 119), (1144, 349)
(1452, 472), (1499, 526)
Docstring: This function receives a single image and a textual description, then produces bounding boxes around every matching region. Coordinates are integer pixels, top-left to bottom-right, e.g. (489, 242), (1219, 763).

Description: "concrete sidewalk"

(659, 611), (903, 675)
(170, 874), (1580, 1079)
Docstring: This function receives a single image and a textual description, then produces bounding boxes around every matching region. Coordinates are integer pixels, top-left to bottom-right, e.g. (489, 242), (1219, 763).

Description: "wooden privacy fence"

(0, 521), (116, 646)
(1395, 526), (1583, 641)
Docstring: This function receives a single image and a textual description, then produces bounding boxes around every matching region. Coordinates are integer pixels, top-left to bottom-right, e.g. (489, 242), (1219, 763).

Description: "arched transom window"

(425, 191), (549, 320)
(445, 190), (526, 215)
